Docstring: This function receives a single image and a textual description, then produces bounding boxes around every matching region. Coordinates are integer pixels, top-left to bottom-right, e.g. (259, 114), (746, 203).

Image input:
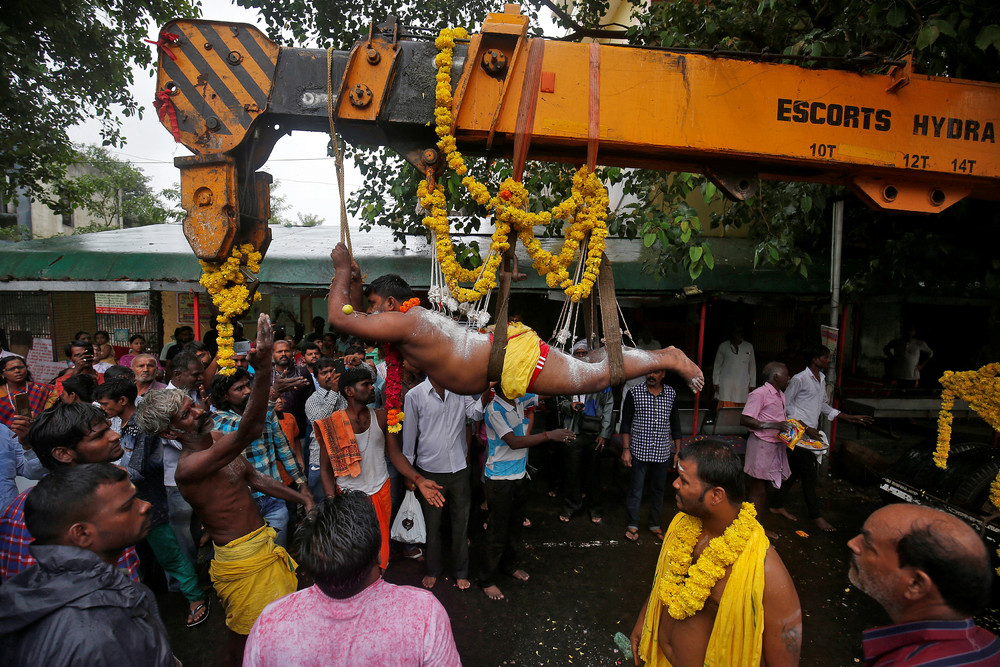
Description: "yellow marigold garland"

(424, 27), (609, 304)
(199, 243), (262, 375)
(655, 502), (760, 620)
(934, 362), (1000, 572)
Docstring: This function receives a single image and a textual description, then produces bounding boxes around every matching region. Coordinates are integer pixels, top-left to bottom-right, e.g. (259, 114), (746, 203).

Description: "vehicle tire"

(950, 458), (1000, 513)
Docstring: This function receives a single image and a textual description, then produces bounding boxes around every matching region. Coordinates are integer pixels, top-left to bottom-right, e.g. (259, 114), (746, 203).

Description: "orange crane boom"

(152, 6), (1000, 263)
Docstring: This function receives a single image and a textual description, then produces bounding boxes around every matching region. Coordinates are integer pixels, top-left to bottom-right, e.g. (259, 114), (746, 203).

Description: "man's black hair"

(183, 341), (208, 353)
(103, 365), (135, 383)
(174, 326), (193, 338)
(365, 274), (414, 302)
(94, 378), (138, 404)
(295, 491), (381, 599)
(28, 403), (110, 470)
(897, 523), (993, 616)
(677, 438), (746, 504)
(301, 342), (321, 354)
(170, 350), (202, 377)
(25, 463), (128, 545)
(804, 344), (831, 365)
(64, 340), (92, 358)
(210, 369), (252, 411)
(315, 357), (339, 372)
(62, 374), (98, 403)
(339, 366), (372, 400)
(74, 331), (90, 341)
(344, 344), (366, 357)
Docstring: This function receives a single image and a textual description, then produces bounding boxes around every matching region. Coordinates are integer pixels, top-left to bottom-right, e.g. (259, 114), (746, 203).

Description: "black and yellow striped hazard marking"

(154, 20), (280, 154)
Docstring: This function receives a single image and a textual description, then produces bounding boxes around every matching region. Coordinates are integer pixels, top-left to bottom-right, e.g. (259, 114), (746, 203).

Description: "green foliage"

(268, 182), (291, 226)
(0, 0), (201, 210)
(72, 145), (177, 228)
(295, 212), (324, 227)
(0, 225), (30, 242)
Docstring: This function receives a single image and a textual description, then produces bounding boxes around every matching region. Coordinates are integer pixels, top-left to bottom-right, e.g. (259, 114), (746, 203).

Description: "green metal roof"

(0, 224), (829, 295)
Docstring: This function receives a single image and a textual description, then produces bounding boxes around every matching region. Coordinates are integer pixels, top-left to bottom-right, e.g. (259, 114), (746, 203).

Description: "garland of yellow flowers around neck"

(935, 363), (1000, 512)
(656, 502), (759, 620)
(198, 243), (262, 375)
(422, 27), (609, 304)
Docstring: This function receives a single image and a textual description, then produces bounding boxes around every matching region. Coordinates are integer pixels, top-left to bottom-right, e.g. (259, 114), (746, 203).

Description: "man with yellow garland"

(629, 438), (802, 667)
(328, 243), (705, 400)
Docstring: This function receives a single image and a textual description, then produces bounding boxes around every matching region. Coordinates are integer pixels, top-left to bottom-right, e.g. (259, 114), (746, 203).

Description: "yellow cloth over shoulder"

(209, 525), (298, 634)
(493, 321), (544, 399)
(638, 512), (769, 667)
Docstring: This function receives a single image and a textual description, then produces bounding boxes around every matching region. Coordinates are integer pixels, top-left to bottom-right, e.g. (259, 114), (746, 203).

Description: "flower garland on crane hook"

(199, 243), (262, 375)
(422, 27), (610, 305)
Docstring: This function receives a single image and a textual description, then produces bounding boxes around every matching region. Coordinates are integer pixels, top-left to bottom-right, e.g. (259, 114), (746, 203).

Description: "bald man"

(849, 503), (1000, 666)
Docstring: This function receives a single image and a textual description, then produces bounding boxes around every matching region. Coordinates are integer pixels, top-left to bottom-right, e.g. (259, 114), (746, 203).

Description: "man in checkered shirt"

(619, 369), (681, 543)
(0, 402), (140, 582)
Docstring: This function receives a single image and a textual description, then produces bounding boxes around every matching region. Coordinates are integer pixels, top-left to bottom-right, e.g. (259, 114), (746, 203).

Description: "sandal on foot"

(625, 527), (639, 542)
(186, 599), (210, 628)
(649, 527), (665, 541)
(559, 513), (572, 523)
(590, 514), (603, 525)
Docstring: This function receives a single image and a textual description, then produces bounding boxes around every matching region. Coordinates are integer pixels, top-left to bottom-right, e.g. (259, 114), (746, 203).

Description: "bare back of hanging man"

(327, 243), (704, 398)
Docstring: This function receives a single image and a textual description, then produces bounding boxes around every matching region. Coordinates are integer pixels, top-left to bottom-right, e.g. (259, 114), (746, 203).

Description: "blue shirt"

(0, 425), (43, 515)
(484, 396), (529, 480)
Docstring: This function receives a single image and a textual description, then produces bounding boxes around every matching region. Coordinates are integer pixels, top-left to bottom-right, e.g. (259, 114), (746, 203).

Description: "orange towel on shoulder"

(314, 411), (362, 478)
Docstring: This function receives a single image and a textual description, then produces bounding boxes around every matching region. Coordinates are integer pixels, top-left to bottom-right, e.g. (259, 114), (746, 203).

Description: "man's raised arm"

(326, 242), (416, 344)
(231, 314), (275, 448)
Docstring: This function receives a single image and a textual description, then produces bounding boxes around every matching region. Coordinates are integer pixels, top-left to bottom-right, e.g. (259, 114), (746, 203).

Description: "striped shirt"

(212, 407), (306, 498)
(0, 489), (140, 582)
(620, 383), (679, 463)
(862, 618), (1000, 666)
(484, 396), (530, 480)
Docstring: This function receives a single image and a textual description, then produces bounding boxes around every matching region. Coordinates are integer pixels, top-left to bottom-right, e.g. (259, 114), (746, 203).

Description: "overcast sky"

(67, 0), (362, 228)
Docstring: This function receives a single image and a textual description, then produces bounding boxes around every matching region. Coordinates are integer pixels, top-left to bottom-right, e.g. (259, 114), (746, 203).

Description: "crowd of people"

(0, 257), (995, 666)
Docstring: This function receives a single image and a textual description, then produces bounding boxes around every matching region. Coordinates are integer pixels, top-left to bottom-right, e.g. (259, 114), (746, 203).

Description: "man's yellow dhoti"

(638, 512), (769, 667)
(489, 321), (550, 399)
(209, 525), (298, 634)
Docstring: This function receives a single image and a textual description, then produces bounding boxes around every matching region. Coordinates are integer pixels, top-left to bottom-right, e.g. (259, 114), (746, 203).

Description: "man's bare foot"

(662, 347), (705, 393)
(765, 529), (780, 540)
(422, 576), (436, 589)
(456, 578), (471, 590)
(483, 585), (505, 600)
(770, 507), (798, 522)
(512, 569), (530, 582)
(814, 517), (836, 532)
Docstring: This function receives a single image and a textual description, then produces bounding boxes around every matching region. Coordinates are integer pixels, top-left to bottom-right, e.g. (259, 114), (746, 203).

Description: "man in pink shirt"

(244, 490), (460, 667)
(740, 362), (792, 538)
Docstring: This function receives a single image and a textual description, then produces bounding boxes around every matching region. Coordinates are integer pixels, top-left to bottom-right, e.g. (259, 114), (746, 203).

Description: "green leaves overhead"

(0, 0), (201, 209)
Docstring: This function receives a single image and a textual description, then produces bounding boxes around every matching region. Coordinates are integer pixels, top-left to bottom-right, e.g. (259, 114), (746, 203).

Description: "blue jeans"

(255, 494), (290, 548)
(308, 465), (325, 504)
(625, 458), (671, 530)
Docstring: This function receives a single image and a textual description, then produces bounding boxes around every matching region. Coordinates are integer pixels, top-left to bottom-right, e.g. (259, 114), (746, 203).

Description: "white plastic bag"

(390, 490), (426, 544)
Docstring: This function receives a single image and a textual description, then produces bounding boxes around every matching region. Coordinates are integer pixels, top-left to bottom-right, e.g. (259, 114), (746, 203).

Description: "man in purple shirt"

(740, 362), (792, 538)
(849, 503), (1000, 666)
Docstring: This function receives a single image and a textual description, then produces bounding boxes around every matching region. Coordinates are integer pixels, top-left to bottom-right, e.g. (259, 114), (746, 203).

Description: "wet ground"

(155, 417), (1000, 666)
